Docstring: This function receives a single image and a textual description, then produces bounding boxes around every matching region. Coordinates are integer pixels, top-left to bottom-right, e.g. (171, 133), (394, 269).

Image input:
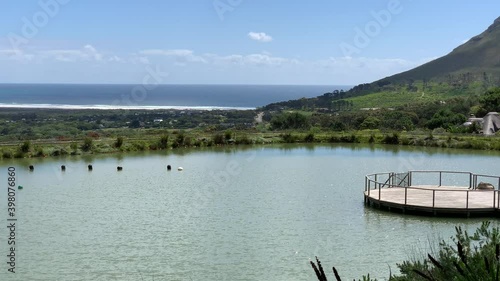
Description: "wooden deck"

(364, 185), (500, 217)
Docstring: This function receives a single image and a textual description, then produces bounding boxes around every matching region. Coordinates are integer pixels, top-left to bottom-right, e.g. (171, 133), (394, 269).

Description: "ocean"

(0, 84), (350, 110)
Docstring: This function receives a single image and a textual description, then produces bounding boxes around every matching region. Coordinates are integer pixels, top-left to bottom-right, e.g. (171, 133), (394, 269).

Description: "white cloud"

(108, 55), (125, 63)
(248, 32), (273, 42)
(139, 49), (207, 63)
(0, 49), (35, 61)
(41, 44), (103, 62)
(0, 43), (435, 84)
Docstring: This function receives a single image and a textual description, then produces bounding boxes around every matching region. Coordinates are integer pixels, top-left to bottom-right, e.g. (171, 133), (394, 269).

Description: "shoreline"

(2, 130), (500, 160)
(0, 103), (256, 111)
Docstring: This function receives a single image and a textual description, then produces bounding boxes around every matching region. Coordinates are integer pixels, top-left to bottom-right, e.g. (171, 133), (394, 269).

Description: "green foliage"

(479, 87), (500, 114)
(304, 133), (315, 143)
(360, 116), (381, 130)
(35, 147), (45, 157)
(158, 134), (169, 149)
(172, 132), (185, 148)
(213, 133), (225, 145)
(70, 142), (78, 151)
(20, 140), (31, 153)
(427, 109), (467, 130)
(328, 134), (359, 143)
(235, 135), (252, 145)
(394, 221), (500, 281)
(81, 137), (93, 152)
(114, 136), (124, 148)
(131, 141), (147, 151)
(382, 133), (400, 145)
(2, 150), (12, 159)
(313, 222), (500, 281)
(281, 133), (297, 143)
(270, 112), (310, 130)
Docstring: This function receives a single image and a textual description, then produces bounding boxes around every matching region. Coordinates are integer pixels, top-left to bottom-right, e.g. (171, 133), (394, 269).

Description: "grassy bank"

(2, 128), (500, 160)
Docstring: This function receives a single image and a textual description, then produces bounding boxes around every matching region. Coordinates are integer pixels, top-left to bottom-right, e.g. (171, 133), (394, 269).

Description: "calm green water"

(0, 144), (499, 281)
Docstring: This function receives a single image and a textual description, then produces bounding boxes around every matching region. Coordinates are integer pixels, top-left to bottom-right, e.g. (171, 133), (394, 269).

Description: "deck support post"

(404, 187), (407, 205)
(432, 190), (436, 208)
(466, 191), (469, 210)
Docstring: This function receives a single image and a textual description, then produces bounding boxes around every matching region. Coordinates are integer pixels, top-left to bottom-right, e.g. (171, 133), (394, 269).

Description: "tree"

(81, 137), (93, 152)
(479, 87), (500, 114)
(360, 116), (381, 130)
(158, 135), (169, 149)
(270, 112), (310, 130)
(426, 109), (467, 130)
(114, 136), (124, 148)
(20, 140), (31, 153)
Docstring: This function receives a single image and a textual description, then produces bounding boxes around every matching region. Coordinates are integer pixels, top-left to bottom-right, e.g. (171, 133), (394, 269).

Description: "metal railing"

(364, 171), (500, 210)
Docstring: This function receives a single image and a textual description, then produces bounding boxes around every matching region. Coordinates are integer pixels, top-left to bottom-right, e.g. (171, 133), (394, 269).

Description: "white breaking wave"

(0, 103), (255, 111)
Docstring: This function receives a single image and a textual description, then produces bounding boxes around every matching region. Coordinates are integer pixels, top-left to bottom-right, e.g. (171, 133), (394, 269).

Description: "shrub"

(114, 136), (124, 148)
(312, 221), (500, 281)
(20, 140), (31, 153)
(368, 134), (375, 144)
(340, 134), (358, 143)
(382, 133), (400, 145)
(213, 133), (225, 145)
(304, 133), (315, 143)
(2, 150), (12, 159)
(236, 135), (252, 145)
(158, 135), (169, 149)
(81, 137), (93, 152)
(281, 133), (297, 143)
(35, 147), (45, 157)
(132, 141), (147, 151)
(13, 151), (25, 159)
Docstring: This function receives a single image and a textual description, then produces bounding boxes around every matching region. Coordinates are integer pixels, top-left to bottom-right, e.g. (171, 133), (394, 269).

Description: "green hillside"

(264, 17), (500, 111)
(348, 16), (500, 101)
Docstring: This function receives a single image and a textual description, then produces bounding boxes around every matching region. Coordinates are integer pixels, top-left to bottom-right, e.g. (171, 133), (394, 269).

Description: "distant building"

(153, 118), (163, 123)
(483, 112), (500, 135)
(463, 112), (500, 135)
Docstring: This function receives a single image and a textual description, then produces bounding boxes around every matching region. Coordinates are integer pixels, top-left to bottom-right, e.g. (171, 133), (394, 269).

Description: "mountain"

(263, 17), (500, 111)
(349, 16), (500, 97)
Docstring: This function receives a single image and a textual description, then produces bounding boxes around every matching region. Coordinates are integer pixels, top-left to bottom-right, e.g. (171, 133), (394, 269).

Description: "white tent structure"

(483, 112), (500, 135)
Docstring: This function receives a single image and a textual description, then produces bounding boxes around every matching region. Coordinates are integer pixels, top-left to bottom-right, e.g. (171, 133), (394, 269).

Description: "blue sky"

(1, 0), (499, 85)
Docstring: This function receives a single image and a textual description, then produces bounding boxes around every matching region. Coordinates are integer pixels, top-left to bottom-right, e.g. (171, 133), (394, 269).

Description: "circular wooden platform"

(364, 171), (500, 217)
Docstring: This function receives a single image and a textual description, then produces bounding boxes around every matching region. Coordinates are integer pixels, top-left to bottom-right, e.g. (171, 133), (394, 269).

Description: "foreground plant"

(312, 221), (500, 281)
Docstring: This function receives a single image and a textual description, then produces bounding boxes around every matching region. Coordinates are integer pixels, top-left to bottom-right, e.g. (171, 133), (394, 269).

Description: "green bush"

(158, 135), (169, 149)
(132, 141), (147, 151)
(236, 135), (252, 145)
(213, 133), (225, 145)
(81, 137), (93, 152)
(304, 133), (315, 143)
(382, 133), (400, 144)
(312, 221), (500, 281)
(2, 150), (13, 159)
(114, 136), (124, 148)
(20, 140), (31, 153)
(281, 133), (297, 143)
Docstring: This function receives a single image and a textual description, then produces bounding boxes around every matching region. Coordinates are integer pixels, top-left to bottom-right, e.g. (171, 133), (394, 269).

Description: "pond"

(0, 144), (499, 281)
